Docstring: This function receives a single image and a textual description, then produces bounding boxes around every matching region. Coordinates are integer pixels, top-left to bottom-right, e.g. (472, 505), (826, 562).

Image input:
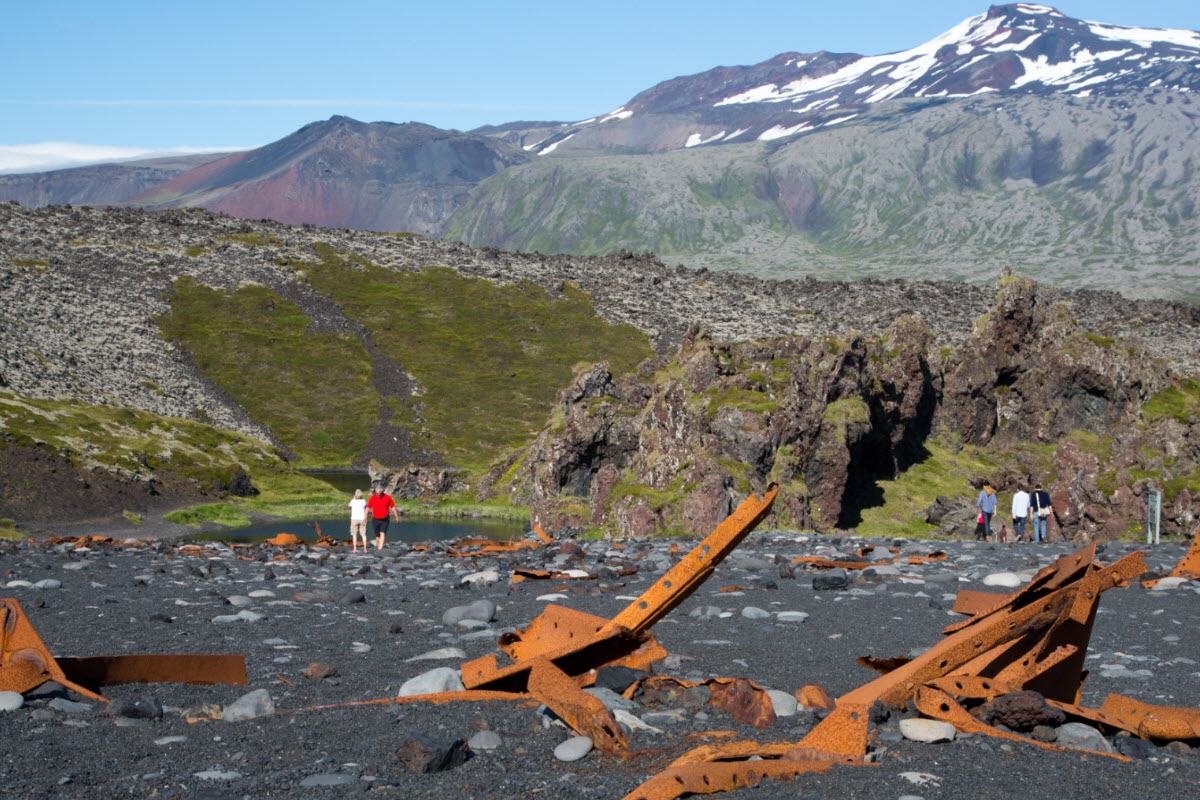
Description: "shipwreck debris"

(1, 597), (247, 702)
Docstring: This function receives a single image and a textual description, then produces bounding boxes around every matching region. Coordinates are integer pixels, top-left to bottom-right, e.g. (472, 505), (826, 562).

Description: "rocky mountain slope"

(2, 205), (1197, 535)
(3, 7), (1197, 301)
(501, 4), (1200, 155)
(495, 278), (1200, 541)
(448, 89), (1200, 301)
(0, 153), (230, 208)
(130, 117), (530, 235)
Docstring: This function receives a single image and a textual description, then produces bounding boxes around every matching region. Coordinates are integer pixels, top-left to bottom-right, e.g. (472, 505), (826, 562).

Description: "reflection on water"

(303, 470), (373, 494)
(186, 515), (527, 544)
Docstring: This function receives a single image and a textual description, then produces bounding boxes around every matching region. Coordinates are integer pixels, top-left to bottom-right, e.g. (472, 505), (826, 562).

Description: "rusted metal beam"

(56, 654), (247, 688)
(2, 598), (105, 701)
(914, 684), (1130, 761)
(602, 486), (778, 638)
(2, 598), (249, 702)
(1098, 694), (1200, 741)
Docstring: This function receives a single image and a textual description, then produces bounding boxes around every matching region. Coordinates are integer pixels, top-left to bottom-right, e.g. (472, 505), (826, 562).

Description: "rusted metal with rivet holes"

(602, 485), (779, 638)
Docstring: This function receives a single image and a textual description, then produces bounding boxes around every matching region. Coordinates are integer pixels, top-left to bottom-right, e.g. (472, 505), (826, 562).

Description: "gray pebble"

(299, 773), (357, 787)
(223, 689), (275, 722)
(554, 736), (593, 762)
(468, 730), (502, 751)
(397, 667), (465, 696)
(48, 698), (91, 714)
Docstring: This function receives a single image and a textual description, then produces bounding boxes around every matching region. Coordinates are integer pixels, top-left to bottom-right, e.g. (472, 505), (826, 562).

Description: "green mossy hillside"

(0, 388), (289, 490)
(278, 243), (653, 470)
(157, 277), (380, 467)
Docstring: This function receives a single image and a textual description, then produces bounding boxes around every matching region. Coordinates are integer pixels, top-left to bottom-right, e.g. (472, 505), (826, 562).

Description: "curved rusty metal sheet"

(1099, 694), (1200, 741)
(528, 657), (629, 755)
(914, 685), (1130, 762)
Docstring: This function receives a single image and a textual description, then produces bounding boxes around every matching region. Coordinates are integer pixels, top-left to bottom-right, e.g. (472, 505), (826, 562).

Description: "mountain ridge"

(2, 5), (1198, 299)
(130, 116), (531, 234)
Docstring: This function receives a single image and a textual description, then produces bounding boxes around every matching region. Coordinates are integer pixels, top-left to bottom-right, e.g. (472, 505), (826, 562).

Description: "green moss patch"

(156, 277), (380, 466)
(0, 389), (288, 490)
(281, 244), (653, 470)
(164, 503), (250, 528)
(1143, 379), (1200, 423)
(854, 437), (1011, 538)
(217, 232), (279, 247)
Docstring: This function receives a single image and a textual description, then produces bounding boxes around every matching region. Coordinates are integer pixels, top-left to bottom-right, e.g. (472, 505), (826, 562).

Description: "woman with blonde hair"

(347, 489), (368, 552)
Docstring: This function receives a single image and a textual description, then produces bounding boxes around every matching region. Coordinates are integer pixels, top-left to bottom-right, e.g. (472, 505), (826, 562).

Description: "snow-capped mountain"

(513, 3), (1200, 154)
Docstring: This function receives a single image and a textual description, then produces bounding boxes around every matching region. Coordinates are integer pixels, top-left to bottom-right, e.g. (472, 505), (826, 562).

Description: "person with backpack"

(1030, 483), (1053, 543)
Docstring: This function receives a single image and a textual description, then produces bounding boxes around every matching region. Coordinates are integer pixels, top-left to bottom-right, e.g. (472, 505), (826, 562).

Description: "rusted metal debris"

(629, 676), (777, 729)
(1143, 534), (1200, 586)
(239, 485), (1196, 800)
(791, 550), (947, 570)
(1, 597), (247, 701)
(615, 539), (1200, 799)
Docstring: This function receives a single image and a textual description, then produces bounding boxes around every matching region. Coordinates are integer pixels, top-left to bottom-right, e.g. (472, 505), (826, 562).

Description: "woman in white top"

(347, 489), (368, 552)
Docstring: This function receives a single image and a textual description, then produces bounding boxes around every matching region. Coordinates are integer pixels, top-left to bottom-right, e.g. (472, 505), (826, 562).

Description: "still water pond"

(302, 469), (374, 494)
(186, 515), (527, 545)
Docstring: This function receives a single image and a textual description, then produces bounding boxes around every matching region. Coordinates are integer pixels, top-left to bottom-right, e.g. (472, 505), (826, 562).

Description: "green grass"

(184, 245), (210, 258)
(1143, 379), (1200, 423)
(217, 232), (279, 247)
(156, 277), (380, 466)
(122, 510), (143, 525)
(163, 503), (250, 528)
(854, 437), (1009, 538)
(0, 525), (24, 540)
(0, 388), (290, 491)
(9, 258), (48, 267)
(279, 243), (653, 470)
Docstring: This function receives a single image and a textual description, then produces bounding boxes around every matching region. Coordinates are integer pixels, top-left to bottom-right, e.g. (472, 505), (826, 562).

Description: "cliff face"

(489, 315), (937, 535)
(491, 279), (1200, 541)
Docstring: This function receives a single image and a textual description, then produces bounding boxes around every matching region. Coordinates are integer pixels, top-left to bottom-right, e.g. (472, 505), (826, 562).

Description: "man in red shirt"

(365, 485), (400, 551)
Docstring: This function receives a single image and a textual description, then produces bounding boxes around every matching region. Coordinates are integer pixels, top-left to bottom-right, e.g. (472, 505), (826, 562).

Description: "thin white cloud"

(0, 143), (247, 175)
(0, 98), (576, 112)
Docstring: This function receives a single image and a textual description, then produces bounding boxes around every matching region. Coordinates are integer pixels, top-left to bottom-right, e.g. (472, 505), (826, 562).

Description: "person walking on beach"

(1011, 485), (1031, 543)
(366, 485), (400, 551)
(1030, 483), (1053, 543)
(347, 489), (368, 552)
(976, 484), (999, 542)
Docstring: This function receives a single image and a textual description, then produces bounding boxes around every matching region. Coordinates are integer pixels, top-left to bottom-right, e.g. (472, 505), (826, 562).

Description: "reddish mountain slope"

(131, 117), (530, 234)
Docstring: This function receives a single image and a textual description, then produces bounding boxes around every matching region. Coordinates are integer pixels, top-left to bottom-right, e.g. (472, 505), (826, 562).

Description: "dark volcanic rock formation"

(494, 317), (938, 535)
(493, 279), (1200, 541)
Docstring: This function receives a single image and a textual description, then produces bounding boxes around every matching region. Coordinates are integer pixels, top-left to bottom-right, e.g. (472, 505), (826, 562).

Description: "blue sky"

(1, 1), (1196, 172)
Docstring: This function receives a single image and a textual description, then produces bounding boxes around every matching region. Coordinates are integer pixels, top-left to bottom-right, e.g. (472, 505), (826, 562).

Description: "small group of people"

(347, 485), (400, 552)
(975, 482), (1053, 543)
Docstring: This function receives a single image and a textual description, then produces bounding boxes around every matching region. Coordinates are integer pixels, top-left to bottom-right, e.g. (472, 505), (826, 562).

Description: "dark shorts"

(371, 517), (390, 536)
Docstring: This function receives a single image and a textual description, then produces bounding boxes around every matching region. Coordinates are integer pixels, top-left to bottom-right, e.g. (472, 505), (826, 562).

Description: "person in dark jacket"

(1030, 484), (1053, 543)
